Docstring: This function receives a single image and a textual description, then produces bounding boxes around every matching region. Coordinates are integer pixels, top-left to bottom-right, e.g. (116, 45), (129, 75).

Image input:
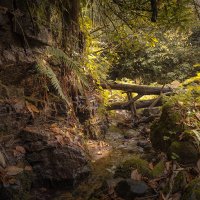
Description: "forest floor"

(47, 111), (175, 200)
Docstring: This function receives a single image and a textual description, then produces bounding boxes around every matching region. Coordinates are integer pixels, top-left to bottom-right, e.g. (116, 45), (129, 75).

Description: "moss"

(181, 178), (200, 200)
(114, 156), (152, 179)
(168, 141), (199, 165)
(150, 102), (184, 152)
(108, 125), (123, 134)
(152, 161), (165, 177)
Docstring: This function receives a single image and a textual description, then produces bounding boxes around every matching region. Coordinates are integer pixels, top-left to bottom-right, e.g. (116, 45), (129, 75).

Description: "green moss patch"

(114, 156), (152, 179)
(168, 141), (199, 165)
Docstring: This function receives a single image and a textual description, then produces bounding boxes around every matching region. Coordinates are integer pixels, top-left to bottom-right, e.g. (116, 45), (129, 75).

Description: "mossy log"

(100, 82), (172, 95)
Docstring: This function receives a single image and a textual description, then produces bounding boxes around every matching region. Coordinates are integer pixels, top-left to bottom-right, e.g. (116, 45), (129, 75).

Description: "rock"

(114, 156), (152, 179)
(150, 103), (183, 152)
(181, 178), (200, 200)
(115, 179), (150, 200)
(137, 140), (152, 151)
(150, 99), (200, 165)
(19, 125), (91, 187)
(168, 141), (199, 165)
(0, 101), (31, 133)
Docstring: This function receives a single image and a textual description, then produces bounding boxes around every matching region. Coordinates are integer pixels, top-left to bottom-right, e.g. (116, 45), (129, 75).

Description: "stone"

(168, 141), (199, 165)
(115, 179), (150, 200)
(0, 101), (31, 133)
(137, 140), (152, 151)
(150, 103), (183, 152)
(114, 156), (152, 179)
(19, 125), (91, 187)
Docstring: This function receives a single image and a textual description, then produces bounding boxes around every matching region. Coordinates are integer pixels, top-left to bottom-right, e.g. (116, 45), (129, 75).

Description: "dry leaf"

(97, 151), (102, 155)
(195, 113), (200, 121)
(13, 150), (21, 157)
(51, 126), (61, 134)
(159, 192), (167, 200)
(50, 123), (58, 128)
(171, 192), (181, 200)
(6, 166), (23, 176)
(131, 169), (142, 181)
(170, 80), (181, 89)
(9, 178), (17, 185)
(24, 166), (32, 171)
(149, 162), (154, 170)
(64, 131), (73, 142)
(165, 161), (171, 171)
(25, 101), (39, 117)
(148, 179), (158, 189)
(15, 146), (26, 154)
(55, 135), (64, 145)
(0, 6), (8, 14)
(0, 151), (6, 168)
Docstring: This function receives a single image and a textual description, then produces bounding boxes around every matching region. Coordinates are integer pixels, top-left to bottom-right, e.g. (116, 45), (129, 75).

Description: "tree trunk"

(100, 82), (172, 95)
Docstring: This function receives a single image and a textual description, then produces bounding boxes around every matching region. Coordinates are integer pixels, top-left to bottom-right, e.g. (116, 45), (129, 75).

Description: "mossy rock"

(168, 141), (199, 165)
(181, 178), (200, 200)
(114, 156), (152, 179)
(150, 103), (184, 152)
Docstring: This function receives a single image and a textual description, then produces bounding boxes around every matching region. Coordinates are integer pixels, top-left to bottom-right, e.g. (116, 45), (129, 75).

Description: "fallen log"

(100, 82), (172, 95)
(107, 98), (162, 110)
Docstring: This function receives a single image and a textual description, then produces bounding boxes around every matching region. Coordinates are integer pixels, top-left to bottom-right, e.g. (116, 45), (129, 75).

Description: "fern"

(35, 62), (70, 105)
(47, 47), (88, 87)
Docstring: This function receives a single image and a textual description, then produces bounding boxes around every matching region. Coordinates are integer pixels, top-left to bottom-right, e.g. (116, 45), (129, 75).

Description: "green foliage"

(80, 0), (199, 85)
(47, 47), (88, 86)
(109, 29), (200, 84)
(35, 61), (70, 105)
(152, 161), (165, 177)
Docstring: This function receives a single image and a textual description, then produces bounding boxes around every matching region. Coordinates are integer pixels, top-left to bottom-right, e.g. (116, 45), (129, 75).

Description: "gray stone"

(115, 179), (150, 200)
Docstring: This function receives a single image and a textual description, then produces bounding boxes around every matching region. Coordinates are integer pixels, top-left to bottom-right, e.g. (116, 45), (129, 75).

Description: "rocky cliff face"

(0, 1), (102, 199)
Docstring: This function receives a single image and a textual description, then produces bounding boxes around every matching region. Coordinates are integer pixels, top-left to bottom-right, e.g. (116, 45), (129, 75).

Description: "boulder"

(19, 125), (91, 187)
(150, 103), (183, 152)
(115, 179), (150, 200)
(150, 96), (200, 165)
